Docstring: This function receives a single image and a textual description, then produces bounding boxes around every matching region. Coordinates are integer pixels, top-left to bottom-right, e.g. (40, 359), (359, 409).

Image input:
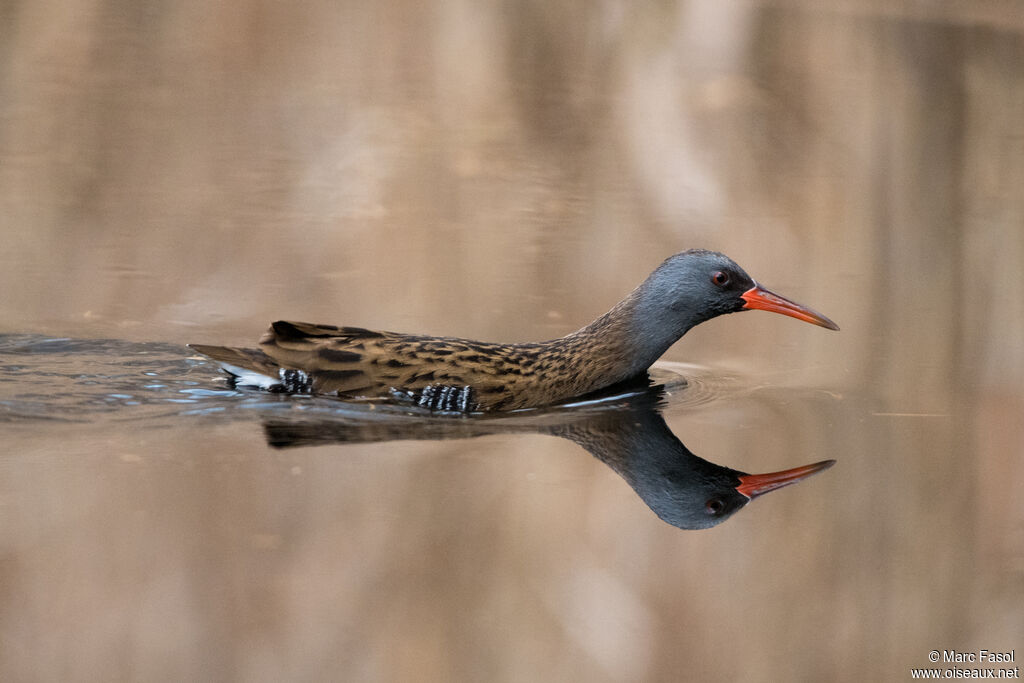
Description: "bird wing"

(257, 320), (521, 410)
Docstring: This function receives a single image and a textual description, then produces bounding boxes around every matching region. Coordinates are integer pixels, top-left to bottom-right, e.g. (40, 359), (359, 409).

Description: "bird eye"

(705, 498), (725, 515)
(711, 271), (730, 287)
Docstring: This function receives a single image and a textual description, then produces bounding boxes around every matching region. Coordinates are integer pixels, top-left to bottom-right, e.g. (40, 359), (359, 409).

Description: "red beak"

(741, 285), (839, 331)
(735, 459), (835, 499)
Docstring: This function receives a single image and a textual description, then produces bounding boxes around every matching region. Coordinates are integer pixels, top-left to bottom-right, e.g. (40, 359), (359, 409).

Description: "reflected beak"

(736, 459), (836, 499)
(741, 285), (840, 330)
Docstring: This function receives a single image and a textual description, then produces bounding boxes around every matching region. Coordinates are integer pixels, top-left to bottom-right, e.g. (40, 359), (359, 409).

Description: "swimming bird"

(189, 249), (838, 412)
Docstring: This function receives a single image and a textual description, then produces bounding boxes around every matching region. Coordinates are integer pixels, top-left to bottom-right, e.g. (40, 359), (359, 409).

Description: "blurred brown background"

(1, 1), (1022, 681)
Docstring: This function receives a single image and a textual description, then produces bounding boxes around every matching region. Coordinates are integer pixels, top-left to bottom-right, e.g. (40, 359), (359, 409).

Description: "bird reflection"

(262, 387), (834, 530)
(547, 406), (833, 529)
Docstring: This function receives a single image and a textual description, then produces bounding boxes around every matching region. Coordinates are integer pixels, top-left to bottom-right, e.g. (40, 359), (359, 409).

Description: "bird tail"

(187, 344), (283, 389)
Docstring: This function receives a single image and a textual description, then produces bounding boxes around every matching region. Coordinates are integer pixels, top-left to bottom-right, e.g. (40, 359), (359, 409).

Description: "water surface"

(2, 2), (1022, 682)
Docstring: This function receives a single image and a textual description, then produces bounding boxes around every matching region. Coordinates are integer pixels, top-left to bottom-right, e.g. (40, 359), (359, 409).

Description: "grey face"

(638, 249), (757, 332)
(645, 477), (752, 530)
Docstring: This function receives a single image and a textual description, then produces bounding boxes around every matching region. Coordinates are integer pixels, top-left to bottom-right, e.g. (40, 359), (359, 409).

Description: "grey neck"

(563, 280), (697, 383)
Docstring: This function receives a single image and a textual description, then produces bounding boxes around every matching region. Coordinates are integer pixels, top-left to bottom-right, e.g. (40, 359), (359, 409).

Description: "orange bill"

(736, 459), (836, 499)
(741, 285), (840, 331)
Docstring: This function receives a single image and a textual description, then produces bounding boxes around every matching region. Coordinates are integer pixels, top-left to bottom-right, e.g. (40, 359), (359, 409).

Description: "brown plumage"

(190, 318), (635, 411)
(189, 250), (838, 412)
